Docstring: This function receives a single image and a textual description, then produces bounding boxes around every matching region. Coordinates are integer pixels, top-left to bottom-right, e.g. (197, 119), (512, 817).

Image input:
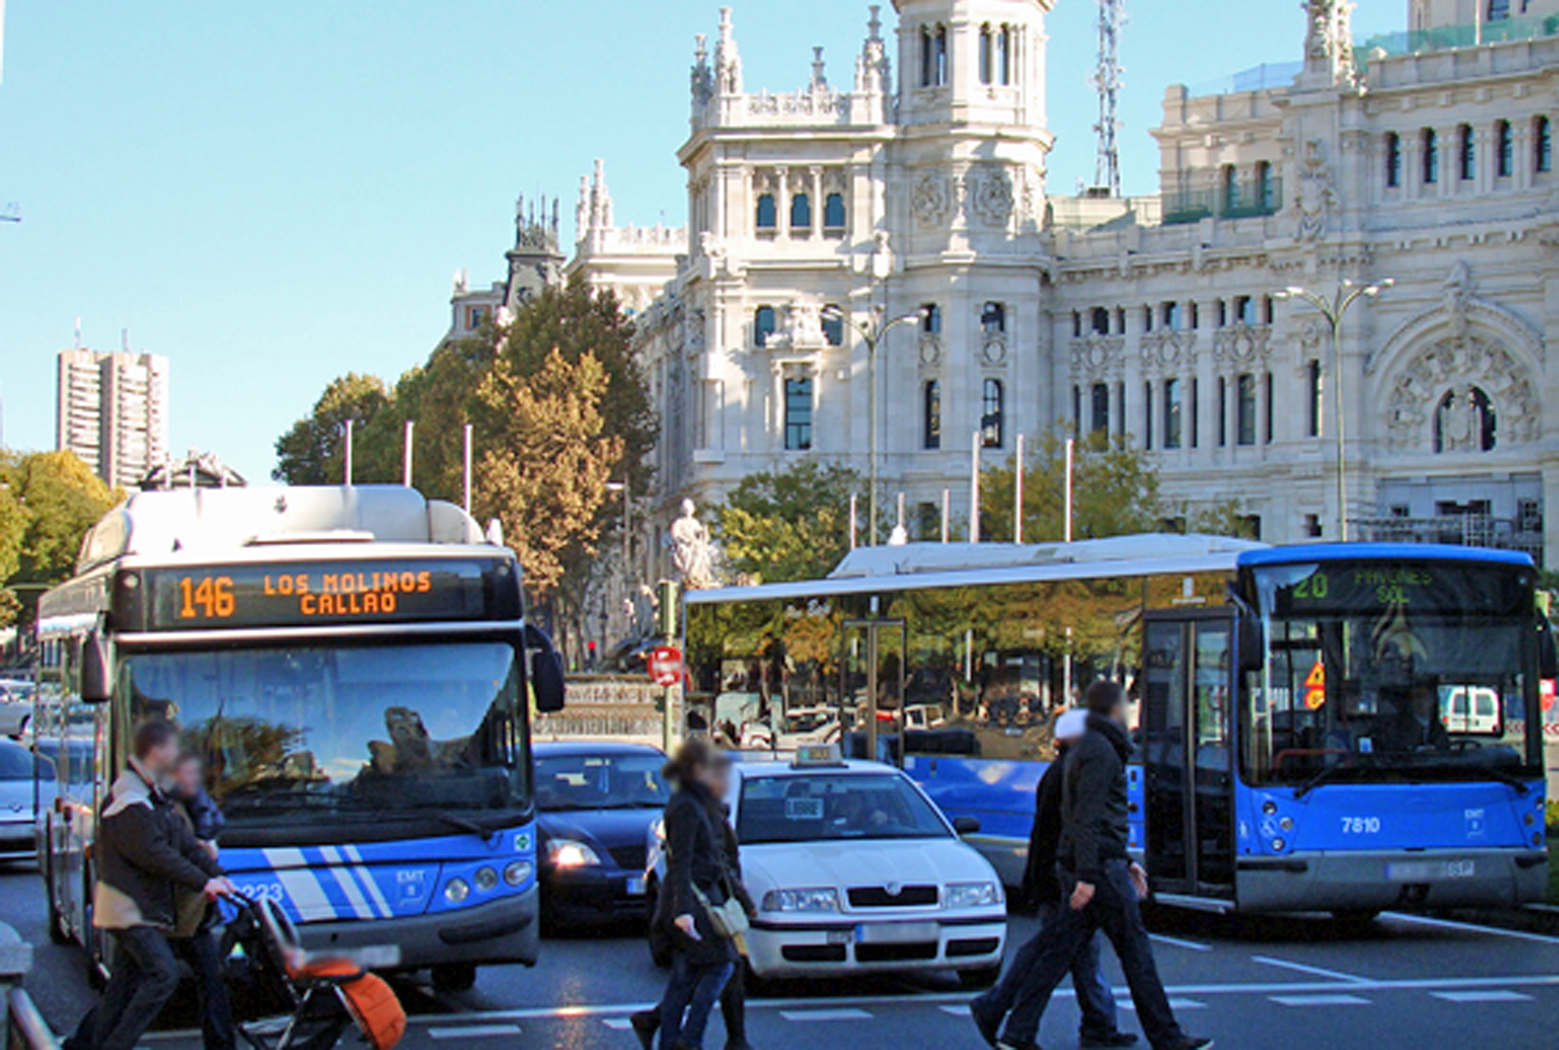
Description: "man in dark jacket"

(992, 681), (1211, 1050)
(170, 753), (235, 1050)
(83, 721), (231, 1050)
(972, 710), (1133, 1049)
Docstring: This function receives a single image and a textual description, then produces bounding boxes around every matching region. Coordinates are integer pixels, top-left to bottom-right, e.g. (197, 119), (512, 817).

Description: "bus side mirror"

(1539, 617), (1557, 680)
(1237, 617), (1264, 677)
(525, 623), (567, 714)
(952, 816), (981, 837)
(80, 631), (112, 704)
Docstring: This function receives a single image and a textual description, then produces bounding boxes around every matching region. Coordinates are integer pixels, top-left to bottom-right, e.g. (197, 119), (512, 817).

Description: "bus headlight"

(1271, 838), (1286, 852)
(547, 840), (602, 868)
(444, 877), (471, 903)
(474, 866), (499, 892)
(1262, 800), (1278, 816)
(503, 861), (534, 886)
(1278, 817), (1294, 832)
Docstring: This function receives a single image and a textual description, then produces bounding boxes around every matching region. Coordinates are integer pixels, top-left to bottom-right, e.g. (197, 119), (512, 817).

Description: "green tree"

(273, 373), (391, 484)
(0, 477), (25, 626)
(714, 461), (864, 584)
(980, 428), (1165, 543)
(0, 450), (122, 623)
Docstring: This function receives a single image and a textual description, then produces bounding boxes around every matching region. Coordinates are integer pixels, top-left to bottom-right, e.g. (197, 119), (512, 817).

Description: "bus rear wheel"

(431, 963), (478, 993)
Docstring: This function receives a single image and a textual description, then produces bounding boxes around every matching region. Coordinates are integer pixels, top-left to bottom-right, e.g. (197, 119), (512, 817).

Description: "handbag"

(692, 880), (750, 940)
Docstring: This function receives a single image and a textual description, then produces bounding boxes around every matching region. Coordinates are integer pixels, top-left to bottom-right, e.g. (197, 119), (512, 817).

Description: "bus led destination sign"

(131, 558), (515, 631)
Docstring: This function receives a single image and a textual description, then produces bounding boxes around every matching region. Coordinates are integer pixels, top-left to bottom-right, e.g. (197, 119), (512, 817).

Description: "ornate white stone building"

(570, 0), (1559, 563)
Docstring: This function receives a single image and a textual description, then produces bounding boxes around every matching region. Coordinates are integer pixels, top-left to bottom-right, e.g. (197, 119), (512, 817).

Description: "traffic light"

(657, 579), (680, 641)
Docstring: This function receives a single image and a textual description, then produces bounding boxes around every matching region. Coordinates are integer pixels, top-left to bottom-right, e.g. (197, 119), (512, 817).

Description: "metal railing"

(7, 989), (59, 1050)
(1162, 178), (1283, 225)
(1360, 14), (1559, 61)
(1353, 514), (1544, 564)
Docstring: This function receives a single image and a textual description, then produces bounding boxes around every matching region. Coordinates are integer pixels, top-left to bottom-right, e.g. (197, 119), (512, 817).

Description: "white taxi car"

(696, 746), (1007, 985)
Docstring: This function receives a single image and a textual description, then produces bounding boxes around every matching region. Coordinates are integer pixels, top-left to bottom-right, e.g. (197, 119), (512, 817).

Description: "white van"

(1439, 685), (1502, 735)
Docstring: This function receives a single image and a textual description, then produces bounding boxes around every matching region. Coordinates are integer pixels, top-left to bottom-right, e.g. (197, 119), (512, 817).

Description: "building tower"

(56, 344), (170, 490)
(1091, 0), (1124, 196)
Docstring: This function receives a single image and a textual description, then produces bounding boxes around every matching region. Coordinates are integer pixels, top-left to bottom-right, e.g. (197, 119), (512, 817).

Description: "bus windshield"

(1245, 560), (1542, 786)
(124, 640), (527, 832)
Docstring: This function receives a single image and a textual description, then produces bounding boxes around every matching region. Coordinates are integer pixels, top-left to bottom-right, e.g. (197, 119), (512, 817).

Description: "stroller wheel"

(431, 964), (477, 993)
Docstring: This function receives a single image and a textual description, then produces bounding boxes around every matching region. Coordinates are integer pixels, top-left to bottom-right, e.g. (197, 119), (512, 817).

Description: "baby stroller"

(225, 895), (407, 1050)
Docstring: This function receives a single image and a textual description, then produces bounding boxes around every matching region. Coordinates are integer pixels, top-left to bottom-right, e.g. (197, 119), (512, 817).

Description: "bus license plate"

(626, 877), (646, 896)
(1385, 859), (1475, 881)
(855, 922), (938, 945)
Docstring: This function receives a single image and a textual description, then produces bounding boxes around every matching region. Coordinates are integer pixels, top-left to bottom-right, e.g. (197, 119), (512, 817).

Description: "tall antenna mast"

(1092, 0), (1125, 197)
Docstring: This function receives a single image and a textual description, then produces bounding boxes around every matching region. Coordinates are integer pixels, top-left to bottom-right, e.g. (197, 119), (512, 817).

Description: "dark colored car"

(534, 741), (669, 928)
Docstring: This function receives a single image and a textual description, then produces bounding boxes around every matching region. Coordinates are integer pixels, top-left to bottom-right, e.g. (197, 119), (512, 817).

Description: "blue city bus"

(684, 535), (1551, 916)
(34, 485), (563, 990)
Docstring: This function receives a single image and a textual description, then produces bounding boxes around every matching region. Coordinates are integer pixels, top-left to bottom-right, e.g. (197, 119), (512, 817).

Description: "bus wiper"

(1478, 766), (1531, 795)
(433, 811), (496, 838)
(1293, 763), (1347, 799)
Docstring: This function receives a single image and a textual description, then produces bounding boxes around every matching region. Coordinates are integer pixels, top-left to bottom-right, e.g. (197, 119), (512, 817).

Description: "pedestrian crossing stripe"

(778, 1008), (874, 1022)
(1430, 991), (1533, 1003)
(1269, 994), (1371, 1007)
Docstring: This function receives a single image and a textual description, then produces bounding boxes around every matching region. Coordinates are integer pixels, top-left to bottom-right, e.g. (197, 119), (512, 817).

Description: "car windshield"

(1246, 560), (1542, 785)
(0, 744), (33, 780)
(124, 641), (527, 828)
(737, 772), (951, 844)
(535, 752), (669, 811)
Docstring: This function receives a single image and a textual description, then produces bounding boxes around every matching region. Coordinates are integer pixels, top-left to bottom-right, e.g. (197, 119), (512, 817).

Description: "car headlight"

(943, 882), (1003, 910)
(760, 887), (841, 913)
(547, 839), (602, 868)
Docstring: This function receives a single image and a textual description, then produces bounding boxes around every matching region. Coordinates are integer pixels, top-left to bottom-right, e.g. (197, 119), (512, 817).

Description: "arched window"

(756, 193), (777, 229)
(1256, 160), (1274, 211)
(1423, 127), (1440, 184)
(920, 26), (934, 87)
(1090, 382), (1110, 436)
(981, 379), (1004, 449)
(1496, 120), (1514, 178)
(1222, 164), (1240, 213)
(823, 192), (846, 229)
(998, 26), (1013, 85)
(1163, 378), (1183, 450)
(1434, 387), (1497, 453)
(978, 25), (994, 85)
(790, 192), (812, 230)
(981, 301), (1006, 335)
(923, 381), (942, 450)
(754, 306), (777, 347)
(1458, 123), (1476, 181)
(1537, 116), (1553, 174)
(1236, 373), (1257, 446)
(1487, 0), (1511, 20)
(784, 377), (813, 451)
(934, 26), (948, 86)
(921, 303), (942, 335)
(822, 306), (844, 347)
(1385, 132), (1402, 188)
(1090, 307), (1110, 335)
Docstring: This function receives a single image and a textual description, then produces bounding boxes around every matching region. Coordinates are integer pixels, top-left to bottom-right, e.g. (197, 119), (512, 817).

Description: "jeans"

(91, 927), (183, 1050)
(658, 953), (734, 1050)
(986, 902), (1120, 1039)
(635, 966), (747, 1047)
(1003, 860), (1185, 1050)
(175, 932), (235, 1050)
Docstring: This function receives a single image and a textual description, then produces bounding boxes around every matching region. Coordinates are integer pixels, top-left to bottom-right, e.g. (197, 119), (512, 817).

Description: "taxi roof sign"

(791, 743), (846, 769)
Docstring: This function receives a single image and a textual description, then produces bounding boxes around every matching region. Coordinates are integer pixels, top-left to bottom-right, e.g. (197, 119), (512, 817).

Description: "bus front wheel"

(431, 963), (477, 993)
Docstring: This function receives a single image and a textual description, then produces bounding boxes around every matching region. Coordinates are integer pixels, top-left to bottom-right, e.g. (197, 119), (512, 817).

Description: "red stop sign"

(648, 646), (683, 687)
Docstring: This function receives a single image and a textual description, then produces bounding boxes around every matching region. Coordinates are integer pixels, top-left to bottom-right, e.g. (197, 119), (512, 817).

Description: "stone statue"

(670, 499), (717, 590)
(1293, 139), (1338, 243)
(769, 300), (826, 349)
(1437, 387), (1478, 452)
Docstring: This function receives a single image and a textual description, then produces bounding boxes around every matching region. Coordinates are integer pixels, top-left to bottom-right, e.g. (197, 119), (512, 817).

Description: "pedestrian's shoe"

(628, 1010), (656, 1050)
(1080, 1032), (1140, 1048)
(1163, 1039), (1214, 1050)
(969, 994), (1003, 1048)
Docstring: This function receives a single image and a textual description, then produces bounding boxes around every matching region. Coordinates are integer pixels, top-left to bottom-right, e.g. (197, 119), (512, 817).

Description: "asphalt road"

(3, 861), (1556, 1050)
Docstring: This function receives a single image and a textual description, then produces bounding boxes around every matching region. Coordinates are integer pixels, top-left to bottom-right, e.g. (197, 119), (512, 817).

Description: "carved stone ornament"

(971, 166), (1015, 226)
(1213, 323), (1271, 366)
(1139, 331), (1197, 374)
(1386, 337), (1539, 450)
(912, 172), (951, 228)
(1070, 335), (1126, 379)
(980, 335), (1008, 367)
(1293, 139), (1339, 243)
(919, 333), (944, 368)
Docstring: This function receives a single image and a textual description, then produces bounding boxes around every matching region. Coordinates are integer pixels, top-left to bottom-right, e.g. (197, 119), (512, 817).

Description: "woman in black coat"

(648, 739), (739, 1050)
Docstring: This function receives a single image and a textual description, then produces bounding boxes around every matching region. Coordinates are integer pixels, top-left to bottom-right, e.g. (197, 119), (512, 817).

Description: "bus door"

(1143, 613), (1235, 900)
(842, 620), (907, 766)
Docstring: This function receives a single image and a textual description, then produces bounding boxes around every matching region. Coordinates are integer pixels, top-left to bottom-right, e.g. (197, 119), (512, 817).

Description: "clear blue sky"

(0, 0), (1404, 481)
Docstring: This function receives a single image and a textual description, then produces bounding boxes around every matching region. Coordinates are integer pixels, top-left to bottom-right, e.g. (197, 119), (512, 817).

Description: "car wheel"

(431, 963), (478, 993)
(959, 963), (1002, 990)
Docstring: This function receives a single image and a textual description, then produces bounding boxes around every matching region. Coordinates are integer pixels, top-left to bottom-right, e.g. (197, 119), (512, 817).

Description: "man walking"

(84, 721), (232, 1050)
(971, 709), (1135, 1049)
(989, 681), (1211, 1050)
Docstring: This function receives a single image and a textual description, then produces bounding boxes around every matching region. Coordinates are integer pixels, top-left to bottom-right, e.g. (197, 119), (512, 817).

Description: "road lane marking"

(1118, 998), (1207, 1011)
(1382, 912), (1559, 946)
(1431, 990), (1534, 1003)
(1149, 933), (1213, 952)
(601, 1018), (635, 1030)
(427, 1025), (523, 1039)
(939, 1005), (970, 1017)
(778, 1008), (874, 1022)
(1269, 994), (1371, 1007)
(1252, 955), (1370, 983)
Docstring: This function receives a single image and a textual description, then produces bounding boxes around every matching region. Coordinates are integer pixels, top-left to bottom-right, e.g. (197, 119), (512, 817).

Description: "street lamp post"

(1275, 278), (1394, 542)
(822, 304), (925, 546)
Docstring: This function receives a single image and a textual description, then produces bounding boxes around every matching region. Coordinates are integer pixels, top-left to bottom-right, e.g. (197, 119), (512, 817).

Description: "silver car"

(0, 739), (42, 859)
